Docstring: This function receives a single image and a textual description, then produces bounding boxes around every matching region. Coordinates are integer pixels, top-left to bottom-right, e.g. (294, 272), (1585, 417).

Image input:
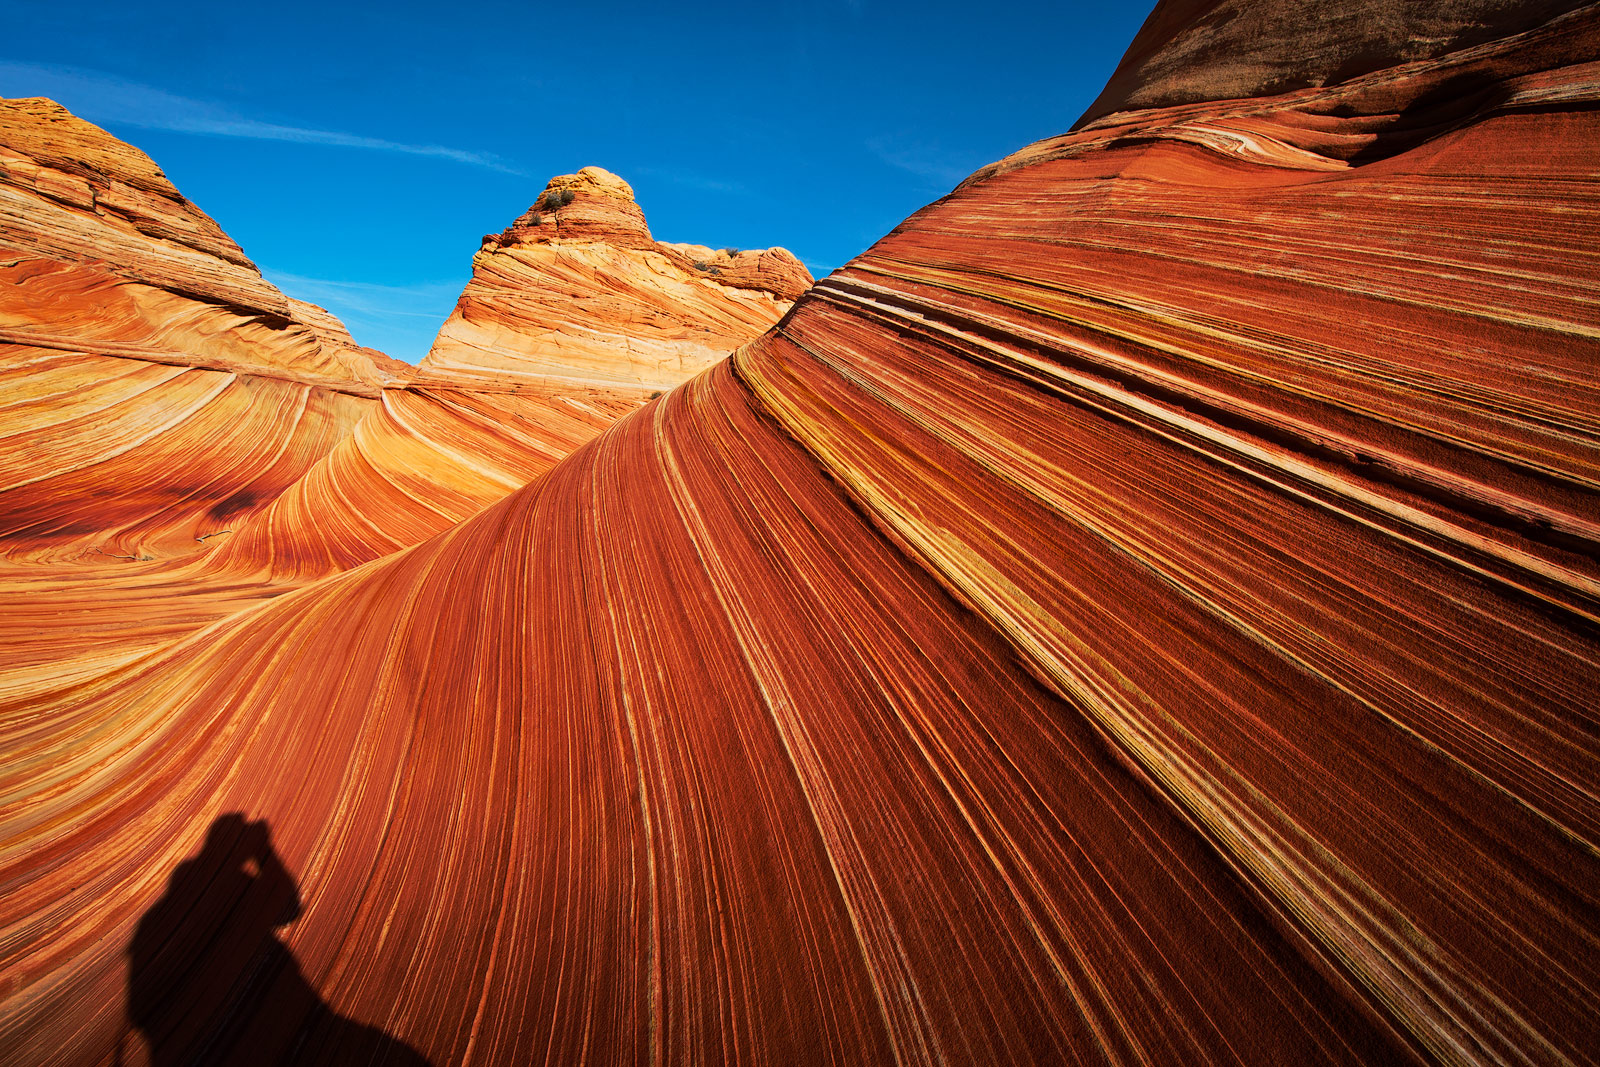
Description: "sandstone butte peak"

(493, 165), (812, 300)
(3, 0), (1600, 1064)
(498, 165), (655, 249)
(414, 164), (812, 391)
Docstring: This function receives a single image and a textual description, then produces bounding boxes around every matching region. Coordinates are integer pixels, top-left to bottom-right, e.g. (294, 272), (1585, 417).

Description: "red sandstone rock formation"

(3, 4), (1600, 1066)
(206, 166), (811, 577)
(0, 103), (805, 576)
(0, 98), (403, 391)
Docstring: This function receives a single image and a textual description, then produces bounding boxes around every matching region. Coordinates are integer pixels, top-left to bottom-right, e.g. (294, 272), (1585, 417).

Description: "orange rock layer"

(0, 99), (404, 392)
(3, 5), (1599, 1067)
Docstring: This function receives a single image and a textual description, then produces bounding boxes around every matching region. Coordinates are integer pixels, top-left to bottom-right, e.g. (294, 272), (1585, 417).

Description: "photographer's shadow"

(127, 814), (431, 1066)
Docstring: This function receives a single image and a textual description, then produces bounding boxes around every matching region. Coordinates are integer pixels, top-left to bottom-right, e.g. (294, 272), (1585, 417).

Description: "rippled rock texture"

(3, 2), (1599, 1065)
(0, 112), (806, 578)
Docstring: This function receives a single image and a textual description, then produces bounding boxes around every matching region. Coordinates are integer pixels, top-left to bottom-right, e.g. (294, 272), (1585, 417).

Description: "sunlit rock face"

(3, 3), (1600, 1066)
(416, 165), (811, 391)
(0, 98), (404, 391)
(205, 167), (812, 578)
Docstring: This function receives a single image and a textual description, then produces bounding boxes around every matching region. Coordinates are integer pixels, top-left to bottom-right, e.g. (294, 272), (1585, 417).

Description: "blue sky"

(2, 2), (1150, 362)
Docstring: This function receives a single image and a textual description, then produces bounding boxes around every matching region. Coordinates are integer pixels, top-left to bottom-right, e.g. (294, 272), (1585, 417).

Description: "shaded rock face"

(3, 6), (1600, 1067)
(1076, 0), (1594, 125)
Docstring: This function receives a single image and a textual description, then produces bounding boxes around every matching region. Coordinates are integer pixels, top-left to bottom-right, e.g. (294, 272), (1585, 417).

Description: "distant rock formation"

(415, 165), (810, 391)
(207, 166), (811, 577)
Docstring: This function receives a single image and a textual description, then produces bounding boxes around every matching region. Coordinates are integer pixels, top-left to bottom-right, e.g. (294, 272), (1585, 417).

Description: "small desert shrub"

(541, 187), (576, 210)
(693, 260), (710, 271)
(720, 247), (740, 258)
(526, 212), (543, 226)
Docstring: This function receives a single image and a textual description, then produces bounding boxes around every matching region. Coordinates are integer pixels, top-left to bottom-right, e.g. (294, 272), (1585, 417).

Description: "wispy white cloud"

(0, 61), (521, 173)
(262, 269), (463, 318)
(865, 134), (976, 190)
(799, 256), (836, 277)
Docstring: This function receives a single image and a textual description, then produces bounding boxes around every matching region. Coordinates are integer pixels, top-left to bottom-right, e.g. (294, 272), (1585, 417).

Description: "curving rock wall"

(2, 3), (1599, 1066)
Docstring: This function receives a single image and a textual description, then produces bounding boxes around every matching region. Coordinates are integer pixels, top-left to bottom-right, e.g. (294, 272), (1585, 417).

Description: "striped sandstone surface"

(2, 3), (1599, 1066)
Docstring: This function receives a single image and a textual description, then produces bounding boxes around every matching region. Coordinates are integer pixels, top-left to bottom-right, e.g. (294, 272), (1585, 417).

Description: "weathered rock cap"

(490, 165), (654, 251)
(478, 165), (814, 301)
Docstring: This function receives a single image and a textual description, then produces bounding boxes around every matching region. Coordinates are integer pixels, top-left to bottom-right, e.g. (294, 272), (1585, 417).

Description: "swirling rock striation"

(0, 97), (405, 565)
(3, 3), (1600, 1066)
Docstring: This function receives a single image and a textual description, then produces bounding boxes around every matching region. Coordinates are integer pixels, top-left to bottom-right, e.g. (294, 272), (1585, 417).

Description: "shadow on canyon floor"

(125, 813), (431, 1066)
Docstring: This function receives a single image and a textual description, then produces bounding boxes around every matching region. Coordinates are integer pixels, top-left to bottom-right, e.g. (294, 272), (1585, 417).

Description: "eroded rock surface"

(2, 4), (1598, 1065)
